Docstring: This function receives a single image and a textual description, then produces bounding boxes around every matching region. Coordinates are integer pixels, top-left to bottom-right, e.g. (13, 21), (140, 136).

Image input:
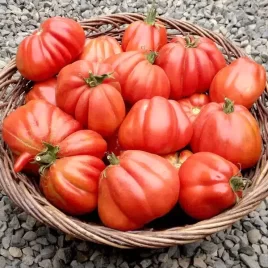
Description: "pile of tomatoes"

(2, 11), (267, 232)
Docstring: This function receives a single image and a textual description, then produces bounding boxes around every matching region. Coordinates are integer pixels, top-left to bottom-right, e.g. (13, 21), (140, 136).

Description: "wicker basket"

(0, 14), (268, 249)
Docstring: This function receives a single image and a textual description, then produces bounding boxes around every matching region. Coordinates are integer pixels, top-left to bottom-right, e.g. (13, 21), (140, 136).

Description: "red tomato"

(209, 57), (267, 108)
(190, 98), (262, 169)
(155, 36), (226, 99)
(98, 150), (180, 231)
(122, 6), (167, 52)
(25, 77), (57, 106)
(179, 152), (244, 220)
(118, 96), (193, 155)
(16, 17), (85, 81)
(105, 51), (170, 104)
(12, 153), (39, 176)
(163, 150), (193, 169)
(2, 100), (107, 172)
(79, 36), (122, 62)
(106, 131), (124, 156)
(56, 60), (126, 137)
(40, 155), (105, 215)
(178, 94), (210, 123)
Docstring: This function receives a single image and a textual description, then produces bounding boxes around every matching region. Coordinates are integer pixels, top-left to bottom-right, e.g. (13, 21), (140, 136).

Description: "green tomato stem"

(223, 98), (235, 114)
(107, 153), (120, 165)
(146, 51), (158, 64)
(144, 0), (157, 25)
(184, 35), (199, 48)
(84, 72), (113, 87)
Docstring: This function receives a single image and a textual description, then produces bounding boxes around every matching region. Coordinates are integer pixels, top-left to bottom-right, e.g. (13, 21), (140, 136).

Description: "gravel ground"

(0, 0), (268, 268)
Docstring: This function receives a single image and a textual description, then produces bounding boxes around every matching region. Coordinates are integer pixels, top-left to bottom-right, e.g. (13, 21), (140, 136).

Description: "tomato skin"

(40, 155), (105, 215)
(16, 17), (85, 81)
(163, 150), (193, 170)
(118, 96), (193, 155)
(122, 20), (167, 52)
(190, 100), (262, 169)
(25, 77), (57, 106)
(209, 57), (267, 108)
(105, 51), (170, 105)
(56, 60), (125, 137)
(2, 100), (107, 172)
(178, 94), (210, 123)
(12, 153), (39, 176)
(155, 36), (226, 99)
(79, 36), (122, 62)
(179, 152), (241, 220)
(98, 150), (180, 231)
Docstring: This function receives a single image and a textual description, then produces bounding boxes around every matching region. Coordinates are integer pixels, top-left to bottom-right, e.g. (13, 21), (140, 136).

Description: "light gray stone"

(248, 230), (262, 244)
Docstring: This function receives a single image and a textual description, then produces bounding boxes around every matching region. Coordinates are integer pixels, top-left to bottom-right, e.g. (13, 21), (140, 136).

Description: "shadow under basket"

(0, 14), (268, 249)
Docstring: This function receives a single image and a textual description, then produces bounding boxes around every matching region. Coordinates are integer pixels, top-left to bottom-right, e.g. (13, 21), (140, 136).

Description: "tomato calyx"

(184, 36), (199, 48)
(223, 98), (234, 114)
(34, 142), (60, 175)
(144, 1), (157, 26)
(230, 176), (251, 203)
(107, 153), (120, 165)
(84, 72), (113, 88)
(146, 51), (158, 64)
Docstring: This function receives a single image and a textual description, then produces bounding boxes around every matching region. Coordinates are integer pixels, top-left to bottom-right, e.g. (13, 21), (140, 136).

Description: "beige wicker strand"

(0, 14), (267, 249)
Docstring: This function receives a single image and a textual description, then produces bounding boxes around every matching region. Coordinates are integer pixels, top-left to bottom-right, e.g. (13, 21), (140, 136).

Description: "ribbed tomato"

(155, 36), (226, 99)
(79, 36), (122, 62)
(16, 17), (85, 81)
(25, 77), (57, 106)
(122, 6), (167, 52)
(190, 98), (262, 169)
(118, 96), (193, 155)
(106, 131), (124, 157)
(178, 94), (210, 123)
(210, 57), (266, 108)
(163, 150), (193, 170)
(98, 150), (180, 231)
(179, 152), (244, 220)
(105, 51), (170, 105)
(56, 60), (126, 137)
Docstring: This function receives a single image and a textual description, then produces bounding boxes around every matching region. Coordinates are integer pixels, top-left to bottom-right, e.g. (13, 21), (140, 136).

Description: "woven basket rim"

(0, 13), (268, 249)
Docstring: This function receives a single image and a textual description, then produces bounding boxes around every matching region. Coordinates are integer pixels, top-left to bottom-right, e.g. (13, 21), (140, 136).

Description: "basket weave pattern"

(0, 14), (268, 249)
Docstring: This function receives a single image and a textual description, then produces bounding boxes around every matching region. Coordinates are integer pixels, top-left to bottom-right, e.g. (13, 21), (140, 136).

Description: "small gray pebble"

(240, 246), (255, 256)
(36, 237), (49, 246)
(248, 229), (261, 244)
(39, 259), (52, 268)
(23, 231), (37, 241)
(193, 257), (206, 268)
(200, 241), (217, 254)
(22, 247), (33, 256)
(260, 254), (268, 268)
(182, 241), (201, 257)
(179, 257), (191, 268)
(0, 256), (6, 268)
(224, 240), (234, 249)
(40, 246), (56, 260)
(2, 236), (10, 249)
(8, 247), (22, 258)
(214, 259), (226, 268)
(22, 255), (34, 266)
(240, 254), (261, 268)
(140, 259), (152, 268)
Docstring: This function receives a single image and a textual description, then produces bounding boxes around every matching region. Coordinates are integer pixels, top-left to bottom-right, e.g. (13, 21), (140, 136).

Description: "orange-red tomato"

(98, 150), (180, 231)
(209, 57), (267, 108)
(163, 150), (193, 170)
(178, 94), (210, 123)
(56, 61), (126, 137)
(179, 152), (243, 220)
(155, 36), (226, 99)
(79, 36), (122, 62)
(118, 96), (193, 155)
(122, 7), (167, 52)
(41, 155), (105, 215)
(105, 51), (170, 105)
(25, 77), (57, 106)
(190, 98), (262, 169)
(16, 17), (85, 81)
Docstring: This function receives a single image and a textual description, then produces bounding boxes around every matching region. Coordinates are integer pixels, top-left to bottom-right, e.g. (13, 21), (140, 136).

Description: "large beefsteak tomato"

(209, 57), (266, 108)
(98, 150), (180, 231)
(2, 100), (107, 215)
(190, 98), (262, 169)
(25, 77), (57, 106)
(179, 152), (244, 220)
(56, 60), (126, 137)
(105, 51), (170, 104)
(16, 17), (85, 81)
(122, 6), (167, 52)
(118, 96), (193, 155)
(155, 36), (226, 99)
(79, 36), (122, 62)
(178, 93), (210, 123)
